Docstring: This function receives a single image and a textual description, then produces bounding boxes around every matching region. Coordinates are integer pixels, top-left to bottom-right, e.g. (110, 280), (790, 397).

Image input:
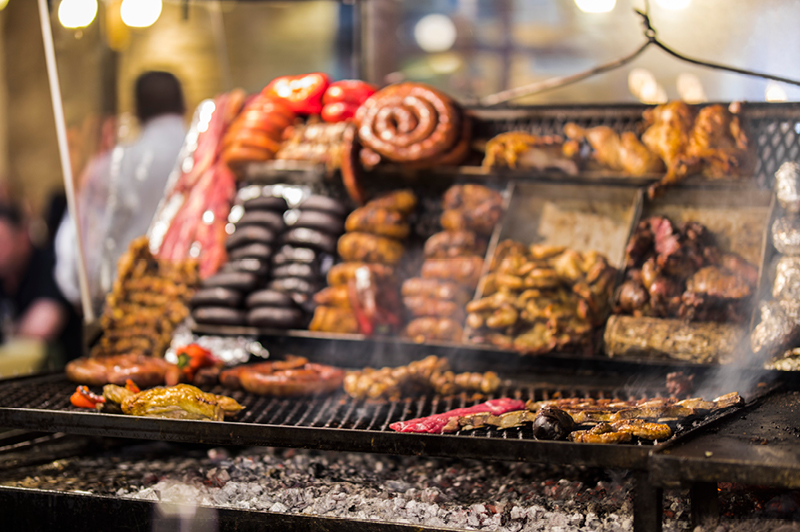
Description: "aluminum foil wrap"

(772, 217), (800, 255)
(775, 161), (800, 214)
(773, 257), (800, 299)
(751, 300), (799, 358)
(166, 323), (268, 365)
(766, 347), (800, 371)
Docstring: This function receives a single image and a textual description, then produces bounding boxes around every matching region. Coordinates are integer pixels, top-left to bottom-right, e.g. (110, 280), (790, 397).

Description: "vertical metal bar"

(37, 0), (95, 322)
(690, 482), (719, 529)
(632, 471), (662, 532)
(351, 0), (362, 80)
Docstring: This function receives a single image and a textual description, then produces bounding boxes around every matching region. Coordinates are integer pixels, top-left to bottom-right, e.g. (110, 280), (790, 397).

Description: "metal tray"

(0, 369), (752, 472)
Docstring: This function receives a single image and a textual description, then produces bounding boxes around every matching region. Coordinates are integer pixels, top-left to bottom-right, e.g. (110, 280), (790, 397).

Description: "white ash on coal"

(1, 443), (797, 531)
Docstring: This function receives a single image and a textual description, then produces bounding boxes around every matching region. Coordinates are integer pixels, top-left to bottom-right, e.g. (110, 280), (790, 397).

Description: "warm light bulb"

(58, 0), (98, 29)
(655, 0), (691, 10)
(0, 0), (9, 12)
(766, 82), (788, 103)
(120, 0), (162, 28)
(414, 14), (457, 53)
(574, 0), (616, 13)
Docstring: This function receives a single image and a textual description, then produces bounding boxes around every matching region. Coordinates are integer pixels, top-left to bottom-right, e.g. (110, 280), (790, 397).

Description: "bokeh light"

(574, 0), (616, 14)
(765, 82), (788, 102)
(414, 14), (457, 53)
(120, 0), (162, 28)
(58, 0), (98, 29)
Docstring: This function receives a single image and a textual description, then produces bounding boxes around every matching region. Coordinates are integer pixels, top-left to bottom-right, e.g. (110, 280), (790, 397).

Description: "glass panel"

(362, 0), (800, 103)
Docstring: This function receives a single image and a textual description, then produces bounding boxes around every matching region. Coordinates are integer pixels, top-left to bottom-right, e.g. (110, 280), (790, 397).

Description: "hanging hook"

(634, 9), (657, 41)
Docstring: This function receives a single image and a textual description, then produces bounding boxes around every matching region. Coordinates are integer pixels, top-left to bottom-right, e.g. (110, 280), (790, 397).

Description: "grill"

(5, 103), (800, 531)
(0, 369), (710, 470)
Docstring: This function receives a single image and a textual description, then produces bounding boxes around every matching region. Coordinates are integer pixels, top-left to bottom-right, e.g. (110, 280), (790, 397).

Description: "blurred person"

(0, 203), (79, 365)
(55, 71), (186, 312)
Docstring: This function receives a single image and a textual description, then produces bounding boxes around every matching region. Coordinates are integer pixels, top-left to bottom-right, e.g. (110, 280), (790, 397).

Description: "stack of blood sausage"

(309, 190), (417, 334)
(190, 193), (290, 327)
(271, 194), (348, 311)
(191, 191), (348, 329)
(404, 185), (503, 343)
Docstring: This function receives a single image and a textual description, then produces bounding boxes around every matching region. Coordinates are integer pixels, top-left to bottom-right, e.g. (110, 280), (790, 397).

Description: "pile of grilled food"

(390, 386), (744, 445)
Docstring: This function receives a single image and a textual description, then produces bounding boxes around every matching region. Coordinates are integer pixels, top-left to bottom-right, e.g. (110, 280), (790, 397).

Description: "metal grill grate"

(471, 102), (800, 188)
(0, 374), (641, 437)
(0, 371), (710, 472)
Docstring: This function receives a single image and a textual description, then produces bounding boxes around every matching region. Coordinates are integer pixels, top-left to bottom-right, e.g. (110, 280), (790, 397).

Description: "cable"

(479, 40), (651, 107)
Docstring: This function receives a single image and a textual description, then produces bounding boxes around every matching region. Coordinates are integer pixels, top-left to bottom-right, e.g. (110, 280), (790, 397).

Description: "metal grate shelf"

(0, 371), (750, 471)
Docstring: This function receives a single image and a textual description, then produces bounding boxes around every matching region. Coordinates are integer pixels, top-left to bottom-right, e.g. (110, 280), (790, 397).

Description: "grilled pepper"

(321, 80), (377, 123)
(321, 101), (359, 123)
(176, 344), (218, 382)
(263, 73), (330, 115)
(323, 80), (377, 105)
(70, 385), (105, 409)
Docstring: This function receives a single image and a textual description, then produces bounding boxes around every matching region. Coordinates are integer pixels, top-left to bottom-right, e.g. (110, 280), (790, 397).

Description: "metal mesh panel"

(472, 102), (800, 187)
(0, 373), (658, 443)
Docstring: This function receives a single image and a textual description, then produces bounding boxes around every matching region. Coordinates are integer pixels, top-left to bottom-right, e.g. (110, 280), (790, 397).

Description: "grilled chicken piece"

(345, 206), (410, 240)
(641, 101), (696, 175)
(120, 384), (243, 420)
(645, 102), (752, 197)
(482, 131), (578, 174)
(686, 104), (752, 180)
(423, 230), (486, 259)
(563, 124), (664, 176)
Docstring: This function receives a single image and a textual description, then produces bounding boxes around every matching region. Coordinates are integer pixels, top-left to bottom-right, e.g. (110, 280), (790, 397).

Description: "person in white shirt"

(55, 71), (187, 315)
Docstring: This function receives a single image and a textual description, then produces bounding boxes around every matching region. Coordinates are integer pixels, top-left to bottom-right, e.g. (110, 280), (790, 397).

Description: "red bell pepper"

(262, 73), (330, 115)
(321, 101), (359, 123)
(70, 386), (105, 409)
(176, 344), (218, 381)
(125, 379), (140, 394)
(323, 80), (377, 106)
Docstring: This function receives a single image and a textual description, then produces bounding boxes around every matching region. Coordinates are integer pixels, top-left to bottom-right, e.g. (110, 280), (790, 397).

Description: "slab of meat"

(389, 398), (525, 434)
